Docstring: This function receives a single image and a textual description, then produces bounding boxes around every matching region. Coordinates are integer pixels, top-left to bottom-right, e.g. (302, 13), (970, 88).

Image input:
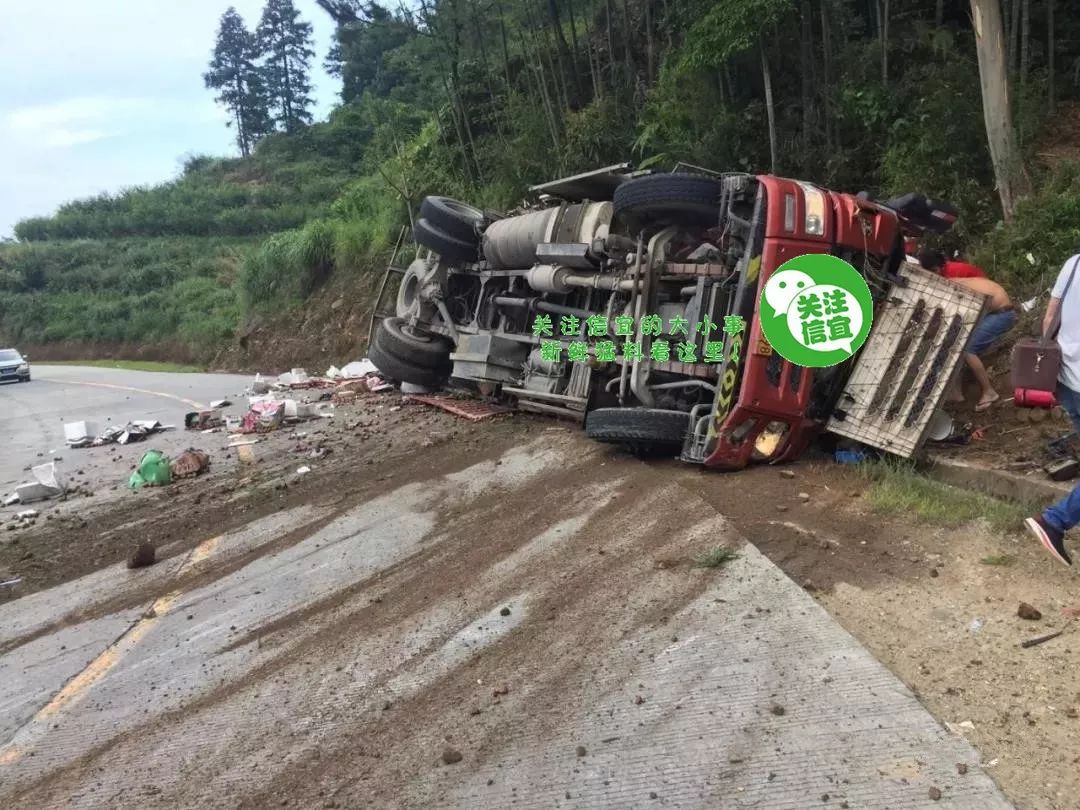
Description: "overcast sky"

(0, 1), (338, 238)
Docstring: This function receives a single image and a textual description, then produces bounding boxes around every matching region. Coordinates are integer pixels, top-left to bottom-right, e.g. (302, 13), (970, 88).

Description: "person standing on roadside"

(917, 249), (1016, 411)
(1024, 253), (1080, 566)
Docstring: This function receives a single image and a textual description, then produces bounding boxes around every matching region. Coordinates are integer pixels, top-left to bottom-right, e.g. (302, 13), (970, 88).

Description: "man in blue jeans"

(1025, 253), (1080, 565)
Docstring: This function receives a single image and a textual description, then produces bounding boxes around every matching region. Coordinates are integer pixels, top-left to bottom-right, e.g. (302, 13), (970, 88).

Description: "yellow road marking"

(186, 535), (222, 568)
(41, 378), (204, 410)
(0, 533), (224, 765)
(0, 591), (181, 764)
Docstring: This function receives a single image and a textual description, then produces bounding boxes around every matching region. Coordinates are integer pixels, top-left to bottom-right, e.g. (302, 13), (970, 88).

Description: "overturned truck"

(368, 164), (987, 469)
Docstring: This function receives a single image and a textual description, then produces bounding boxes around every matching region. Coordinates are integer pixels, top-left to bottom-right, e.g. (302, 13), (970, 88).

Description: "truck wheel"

(585, 407), (690, 455)
(420, 196), (485, 243)
(374, 317), (452, 369)
(369, 340), (449, 389)
(613, 173), (724, 229)
(414, 218), (479, 264)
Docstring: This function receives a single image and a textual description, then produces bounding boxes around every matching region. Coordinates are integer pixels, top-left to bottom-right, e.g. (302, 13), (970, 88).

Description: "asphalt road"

(0, 427), (1011, 808)
(0, 365), (253, 493)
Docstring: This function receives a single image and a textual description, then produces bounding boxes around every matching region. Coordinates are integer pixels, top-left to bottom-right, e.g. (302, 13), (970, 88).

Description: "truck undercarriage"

(368, 163), (986, 468)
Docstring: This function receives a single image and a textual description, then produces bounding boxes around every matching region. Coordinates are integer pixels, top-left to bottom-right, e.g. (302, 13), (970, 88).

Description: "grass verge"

(36, 360), (206, 373)
(857, 460), (1035, 533)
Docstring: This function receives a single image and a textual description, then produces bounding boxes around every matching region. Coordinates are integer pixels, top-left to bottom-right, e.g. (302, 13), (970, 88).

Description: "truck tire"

(613, 173), (724, 229)
(414, 218), (479, 263)
(585, 407), (690, 454)
(419, 196), (485, 243)
(369, 340), (449, 389)
(374, 317), (452, 369)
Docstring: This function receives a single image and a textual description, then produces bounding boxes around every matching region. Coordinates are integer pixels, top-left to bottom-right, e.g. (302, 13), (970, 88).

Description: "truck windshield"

(0, 350), (22, 362)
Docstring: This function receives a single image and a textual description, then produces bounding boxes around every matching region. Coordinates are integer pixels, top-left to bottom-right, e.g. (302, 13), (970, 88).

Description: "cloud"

(4, 96), (151, 149)
(0, 1), (338, 237)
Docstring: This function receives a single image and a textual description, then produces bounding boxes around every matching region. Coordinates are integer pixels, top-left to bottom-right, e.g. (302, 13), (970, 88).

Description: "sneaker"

(1024, 516), (1073, 566)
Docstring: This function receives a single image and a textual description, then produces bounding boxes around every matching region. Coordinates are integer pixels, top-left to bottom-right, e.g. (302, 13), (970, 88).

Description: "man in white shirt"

(1025, 254), (1080, 565)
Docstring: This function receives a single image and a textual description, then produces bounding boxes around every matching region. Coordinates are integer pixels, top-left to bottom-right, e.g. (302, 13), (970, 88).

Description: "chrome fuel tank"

(482, 201), (612, 269)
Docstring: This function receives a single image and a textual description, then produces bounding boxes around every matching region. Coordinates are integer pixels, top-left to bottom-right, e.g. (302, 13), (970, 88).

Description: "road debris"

(404, 394), (513, 421)
(14, 510), (39, 529)
(296, 466), (311, 475)
(127, 540), (156, 569)
(77, 420), (174, 446)
(8, 461), (66, 504)
(129, 450), (172, 490)
(186, 410), (225, 430)
(242, 400), (286, 433)
(440, 747), (463, 765)
(1017, 602), (1042, 621)
(1021, 629), (1065, 649)
(171, 449), (210, 479)
(277, 368), (310, 386)
(0, 577), (22, 588)
(64, 420), (97, 448)
(250, 374), (271, 395)
(334, 359), (378, 379)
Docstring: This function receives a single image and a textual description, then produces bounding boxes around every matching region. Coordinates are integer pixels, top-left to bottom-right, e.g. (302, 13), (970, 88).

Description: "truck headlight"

(798, 182), (826, 236)
(17, 363), (28, 371)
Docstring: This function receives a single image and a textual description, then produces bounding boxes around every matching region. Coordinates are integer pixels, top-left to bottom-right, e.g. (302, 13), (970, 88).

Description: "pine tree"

(204, 7), (271, 156)
(257, 0), (316, 133)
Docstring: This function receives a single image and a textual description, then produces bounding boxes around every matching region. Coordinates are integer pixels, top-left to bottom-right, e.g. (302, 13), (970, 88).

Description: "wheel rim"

(400, 323), (433, 343)
(399, 272), (420, 312)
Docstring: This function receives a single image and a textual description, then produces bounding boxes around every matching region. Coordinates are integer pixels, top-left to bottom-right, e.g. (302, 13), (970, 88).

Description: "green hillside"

(3, 0), (1079, 363)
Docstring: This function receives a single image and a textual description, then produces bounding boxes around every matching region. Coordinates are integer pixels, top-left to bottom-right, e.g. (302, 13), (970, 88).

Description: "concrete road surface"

(0, 429), (1011, 809)
(0, 365), (252, 492)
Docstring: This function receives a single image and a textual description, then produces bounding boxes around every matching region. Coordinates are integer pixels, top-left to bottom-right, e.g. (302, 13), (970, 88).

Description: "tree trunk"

(441, 74), (477, 185)
(517, 26), (562, 150)
(1020, 0), (1030, 85)
(232, 70), (248, 157)
(528, 0), (570, 111)
(586, 18), (603, 99)
(880, 0), (889, 85)
(935, 0), (943, 25)
(1008, 0), (1021, 78)
(801, 0), (813, 154)
(821, 0), (834, 152)
(565, 0), (583, 85)
(621, 0), (634, 87)
(496, 0), (513, 90)
(605, 0), (617, 92)
(970, 0), (1031, 220)
(760, 40), (778, 173)
(235, 108), (248, 157)
(1047, 0), (1056, 111)
(545, 0), (581, 99)
(645, 0), (656, 85)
